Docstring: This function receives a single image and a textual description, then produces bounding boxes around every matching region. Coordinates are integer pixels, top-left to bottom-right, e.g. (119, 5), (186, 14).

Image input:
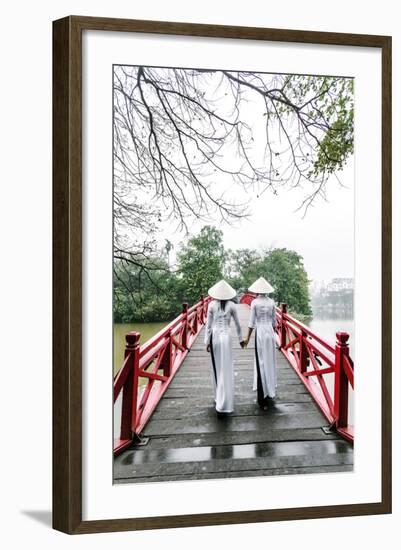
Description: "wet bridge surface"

(114, 304), (353, 483)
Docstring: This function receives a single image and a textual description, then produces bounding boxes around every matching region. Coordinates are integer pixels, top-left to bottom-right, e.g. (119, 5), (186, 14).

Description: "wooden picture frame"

(53, 15), (392, 534)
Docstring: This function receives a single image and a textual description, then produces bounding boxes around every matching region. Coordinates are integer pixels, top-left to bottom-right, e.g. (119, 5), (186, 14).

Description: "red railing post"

(182, 303), (188, 349)
(120, 331), (140, 441)
(160, 332), (172, 377)
(334, 332), (350, 429)
(299, 328), (308, 374)
(193, 300), (199, 334)
(200, 294), (205, 322)
(279, 303), (287, 349)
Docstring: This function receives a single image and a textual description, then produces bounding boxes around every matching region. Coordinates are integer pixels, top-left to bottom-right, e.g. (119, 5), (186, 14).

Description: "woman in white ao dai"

(244, 277), (277, 409)
(204, 280), (243, 415)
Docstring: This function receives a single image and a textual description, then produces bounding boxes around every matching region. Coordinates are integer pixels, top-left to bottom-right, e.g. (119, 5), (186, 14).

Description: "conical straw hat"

(248, 276), (274, 294)
(208, 279), (237, 300)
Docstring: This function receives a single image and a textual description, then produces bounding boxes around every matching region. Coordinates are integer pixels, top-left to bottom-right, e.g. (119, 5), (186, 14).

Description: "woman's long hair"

(219, 300), (227, 312)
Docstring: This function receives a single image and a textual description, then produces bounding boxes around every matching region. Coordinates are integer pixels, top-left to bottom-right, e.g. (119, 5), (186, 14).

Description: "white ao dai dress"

(249, 296), (277, 403)
(204, 300), (243, 413)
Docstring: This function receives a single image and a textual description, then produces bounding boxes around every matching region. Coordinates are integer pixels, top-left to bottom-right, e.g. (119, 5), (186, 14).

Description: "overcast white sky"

(160, 159), (354, 284)
(220, 161), (354, 284)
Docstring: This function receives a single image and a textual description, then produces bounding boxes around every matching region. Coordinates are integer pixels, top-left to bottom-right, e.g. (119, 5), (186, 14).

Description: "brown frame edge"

(52, 15), (392, 535)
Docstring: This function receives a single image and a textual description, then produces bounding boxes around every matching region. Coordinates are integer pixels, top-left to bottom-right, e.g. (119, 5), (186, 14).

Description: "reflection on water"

(120, 439), (353, 466)
(310, 308), (353, 321)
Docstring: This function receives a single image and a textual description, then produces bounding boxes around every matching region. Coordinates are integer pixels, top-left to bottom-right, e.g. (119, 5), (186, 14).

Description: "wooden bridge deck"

(114, 304), (353, 484)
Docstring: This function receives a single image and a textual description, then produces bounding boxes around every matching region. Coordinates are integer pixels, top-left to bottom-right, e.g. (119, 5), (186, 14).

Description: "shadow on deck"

(114, 304), (353, 483)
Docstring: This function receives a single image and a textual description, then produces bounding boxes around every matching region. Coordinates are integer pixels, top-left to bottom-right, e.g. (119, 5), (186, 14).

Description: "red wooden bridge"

(113, 294), (354, 483)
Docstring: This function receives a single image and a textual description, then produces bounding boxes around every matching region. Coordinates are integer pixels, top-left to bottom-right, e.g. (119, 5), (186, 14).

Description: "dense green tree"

(225, 248), (261, 290)
(257, 248), (312, 317)
(113, 256), (182, 323)
(228, 247), (312, 317)
(114, 226), (311, 323)
(177, 226), (226, 304)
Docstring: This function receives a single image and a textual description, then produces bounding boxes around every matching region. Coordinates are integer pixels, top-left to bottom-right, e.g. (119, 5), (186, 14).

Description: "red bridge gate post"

(334, 331), (350, 429)
(120, 332), (140, 441)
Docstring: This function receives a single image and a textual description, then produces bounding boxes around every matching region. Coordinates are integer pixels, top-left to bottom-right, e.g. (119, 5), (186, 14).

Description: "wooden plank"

(151, 394), (315, 411)
(114, 450), (353, 479)
(179, 371), (297, 379)
(125, 427), (341, 450)
(116, 439), (352, 465)
(151, 401), (321, 420)
(142, 412), (329, 436)
(158, 386), (309, 398)
(160, 393), (315, 405)
(114, 464), (354, 484)
(169, 367), (299, 377)
(168, 379), (303, 389)
(172, 371), (298, 380)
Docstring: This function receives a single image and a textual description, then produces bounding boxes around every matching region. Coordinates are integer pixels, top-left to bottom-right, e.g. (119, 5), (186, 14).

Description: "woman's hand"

(206, 344), (211, 353)
(244, 328), (253, 348)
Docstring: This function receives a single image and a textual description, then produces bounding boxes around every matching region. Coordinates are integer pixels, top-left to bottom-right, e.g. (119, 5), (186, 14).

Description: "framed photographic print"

(53, 16), (392, 534)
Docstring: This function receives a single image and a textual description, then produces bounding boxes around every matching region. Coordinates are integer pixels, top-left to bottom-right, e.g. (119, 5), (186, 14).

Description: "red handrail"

(240, 292), (354, 443)
(113, 295), (212, 455)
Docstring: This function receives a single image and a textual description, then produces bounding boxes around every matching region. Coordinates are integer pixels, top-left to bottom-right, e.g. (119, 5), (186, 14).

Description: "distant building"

(310, 277), (354, 316)
(326, 278), (354, 292)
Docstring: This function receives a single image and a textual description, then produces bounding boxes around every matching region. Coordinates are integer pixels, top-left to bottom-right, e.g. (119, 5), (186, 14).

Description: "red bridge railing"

(114, 295), (212, 455)
(240, 293), (354, 443)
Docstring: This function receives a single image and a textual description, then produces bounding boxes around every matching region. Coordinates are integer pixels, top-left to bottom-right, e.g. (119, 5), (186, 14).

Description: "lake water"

(308, 317), (354, 358)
